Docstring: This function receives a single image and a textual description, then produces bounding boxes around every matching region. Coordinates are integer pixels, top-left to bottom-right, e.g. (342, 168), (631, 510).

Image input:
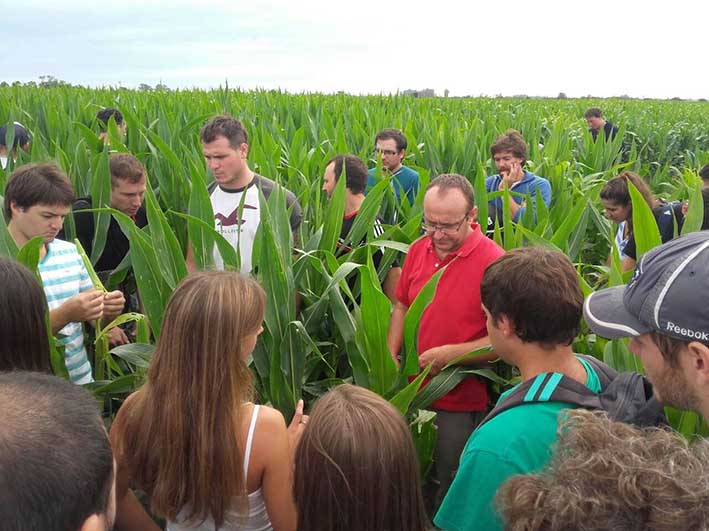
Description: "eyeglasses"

(422, 214), (469, 235)
(373, 148), (399, 157)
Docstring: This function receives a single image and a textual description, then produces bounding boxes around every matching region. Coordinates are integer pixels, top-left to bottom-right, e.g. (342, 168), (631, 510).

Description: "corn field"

(1, 86), (709, 464)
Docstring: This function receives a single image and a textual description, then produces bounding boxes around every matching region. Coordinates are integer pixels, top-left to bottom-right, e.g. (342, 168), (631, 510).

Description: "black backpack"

(479, 355), (667, 429)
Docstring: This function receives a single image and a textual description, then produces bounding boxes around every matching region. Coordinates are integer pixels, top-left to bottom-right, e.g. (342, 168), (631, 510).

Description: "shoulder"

(48, 238), (80, 254)
(73, 197), (93, 210)
(485, 174), (499, 185)
(254, 175), (300, 206)
(400, 165), (419, 178)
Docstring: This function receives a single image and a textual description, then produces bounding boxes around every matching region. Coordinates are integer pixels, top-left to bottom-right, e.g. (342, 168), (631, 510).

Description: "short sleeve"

(394, 250), (414, 306)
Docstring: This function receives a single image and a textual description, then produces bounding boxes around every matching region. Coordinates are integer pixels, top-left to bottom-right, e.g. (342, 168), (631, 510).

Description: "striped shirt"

(39, 239), (94, 384)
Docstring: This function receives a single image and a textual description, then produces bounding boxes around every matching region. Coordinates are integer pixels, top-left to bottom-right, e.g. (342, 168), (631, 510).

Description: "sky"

(3, 0), (708, 100)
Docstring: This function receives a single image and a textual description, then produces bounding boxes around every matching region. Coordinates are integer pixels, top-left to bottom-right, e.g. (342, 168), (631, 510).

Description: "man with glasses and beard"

(387, 174), (504, 511)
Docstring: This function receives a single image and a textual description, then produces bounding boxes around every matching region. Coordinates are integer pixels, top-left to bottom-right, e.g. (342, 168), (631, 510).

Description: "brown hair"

(109, 153), (145, 188)
(200, 115), (248, 149)
(699, 163), (709, 182)
(327, 154), (368, 194)
(584, 107), (604, 119)
(650, 331), (709, 370)
(600, 172), (656, 229)
(114, 272), (265, 527)
(490, 129), (528, 164)
(426, 173), (475, 210)
(375, 128), (407, 151)
(294, 384), (429, 531)
(481, 247), (583, 347)
(3, 163), (75, 220)
(0, 258), (51, 373)
(496, 409), (709, 531)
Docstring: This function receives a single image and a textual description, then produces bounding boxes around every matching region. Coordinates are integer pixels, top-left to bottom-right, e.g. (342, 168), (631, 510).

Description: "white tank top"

(167, 405), (272, 530)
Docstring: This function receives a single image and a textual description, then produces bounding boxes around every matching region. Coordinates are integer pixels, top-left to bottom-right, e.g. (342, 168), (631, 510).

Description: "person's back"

(436, 248), (609, 531)
(110, 272), (300, 531)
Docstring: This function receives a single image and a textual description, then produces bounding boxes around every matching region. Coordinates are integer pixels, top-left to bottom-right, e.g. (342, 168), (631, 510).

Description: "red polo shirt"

(395, 224), (504, 411)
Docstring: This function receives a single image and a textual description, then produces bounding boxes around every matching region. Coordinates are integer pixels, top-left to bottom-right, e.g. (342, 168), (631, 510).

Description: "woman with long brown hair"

(110, 272), (301, 530)
(600, 171), (656, 271)
(294, 384), (429, 531)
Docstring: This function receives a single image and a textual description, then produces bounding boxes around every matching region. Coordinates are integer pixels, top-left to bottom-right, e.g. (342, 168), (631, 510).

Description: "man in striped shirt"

(4, 163), (125, 384)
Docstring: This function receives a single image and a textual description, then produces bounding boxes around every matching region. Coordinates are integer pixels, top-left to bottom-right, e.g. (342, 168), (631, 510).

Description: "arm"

(185, 241), (198, 273)
(382, 267), (402, 305)
(512, 179), (551, 223)
(418, 336), (496, 375)
(110, 397), (161, 531)
(387, 301), (408, 364)
(259, 408), (298, 531)
(49, 290), (104, 334)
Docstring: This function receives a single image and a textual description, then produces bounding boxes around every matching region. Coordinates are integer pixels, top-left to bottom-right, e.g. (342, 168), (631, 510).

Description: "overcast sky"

(3, 0), (707, 99)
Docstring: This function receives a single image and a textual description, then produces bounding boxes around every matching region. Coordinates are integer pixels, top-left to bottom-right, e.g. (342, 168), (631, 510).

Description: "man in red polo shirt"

(387, 173), (504, 509)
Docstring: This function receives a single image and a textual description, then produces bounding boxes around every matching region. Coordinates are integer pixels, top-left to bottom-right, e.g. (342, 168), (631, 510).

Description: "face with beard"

(629, 333), (702, 412)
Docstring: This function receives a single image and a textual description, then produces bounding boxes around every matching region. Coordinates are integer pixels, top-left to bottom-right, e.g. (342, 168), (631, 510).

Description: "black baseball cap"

(584, 231), (709, 342)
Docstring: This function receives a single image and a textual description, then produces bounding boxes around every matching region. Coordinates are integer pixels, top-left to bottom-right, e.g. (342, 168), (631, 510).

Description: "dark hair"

(426, 173), (475, 210)
(700, 163), (709, 182)
(375, 128), (407, 151)
(0, 371), (114, 531)
(584, 107), (604, 119)
(327, 154), (368, 194)
(649, 331), (709, 370)
(294, 384), (429, 531)
(96, 108), (124, 132)
(600, 172), (655, 229)
(0, 258), (51, 373)
(3, 163), (75, 220)
(200, 115), (249, 149)
(0, 122), (31, 149)
(490, 129), (528, 164)
(496, 409), (709, 531)
(110, 153), (145, 187)
(481, 247), (583, 347)
(702, 188), (709, 231)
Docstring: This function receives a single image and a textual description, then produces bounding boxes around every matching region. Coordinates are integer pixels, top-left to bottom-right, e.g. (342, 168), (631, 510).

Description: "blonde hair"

(496, 409), (709, 531)
(115, 272), (265, 527)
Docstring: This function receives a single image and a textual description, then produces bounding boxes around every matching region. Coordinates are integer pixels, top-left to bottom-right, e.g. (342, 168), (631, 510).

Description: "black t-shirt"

(337, 211), (386, 270)
(69, 197), (148, 274)
(624, 202), (684, 260)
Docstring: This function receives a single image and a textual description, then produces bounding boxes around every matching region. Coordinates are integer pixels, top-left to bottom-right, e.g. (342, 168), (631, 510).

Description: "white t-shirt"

(209, 175), (302, 273)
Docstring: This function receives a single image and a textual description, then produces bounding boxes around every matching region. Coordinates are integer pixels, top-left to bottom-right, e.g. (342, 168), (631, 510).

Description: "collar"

(424, 223), (485, 261)
(217, 174), (258, 194)
(344, 210), (359, 220)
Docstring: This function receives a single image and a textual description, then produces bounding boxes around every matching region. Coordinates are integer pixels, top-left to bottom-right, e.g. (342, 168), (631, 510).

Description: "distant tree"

(138, 83), (153, 92)
(444, 89), (450, 98)
(557, 92), (568, 99)
(155, 83), (170, 91)
(38, 75), (69, 88)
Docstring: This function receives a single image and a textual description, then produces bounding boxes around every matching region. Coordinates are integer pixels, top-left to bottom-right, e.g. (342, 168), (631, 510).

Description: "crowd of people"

(1, 107), (709, 530)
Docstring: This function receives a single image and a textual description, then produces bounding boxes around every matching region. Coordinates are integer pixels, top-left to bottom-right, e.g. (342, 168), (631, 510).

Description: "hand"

(66, 290), (104, 322)
(499, 161), (524, 189)
(287, 399), (309, 450)
(418, 347), (448, 376)
(107, 326), (130, 347)
(103, 290), (126, 320)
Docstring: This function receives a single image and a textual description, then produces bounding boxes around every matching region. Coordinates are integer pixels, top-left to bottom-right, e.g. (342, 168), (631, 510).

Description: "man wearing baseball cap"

(584, 231), (709, 420)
